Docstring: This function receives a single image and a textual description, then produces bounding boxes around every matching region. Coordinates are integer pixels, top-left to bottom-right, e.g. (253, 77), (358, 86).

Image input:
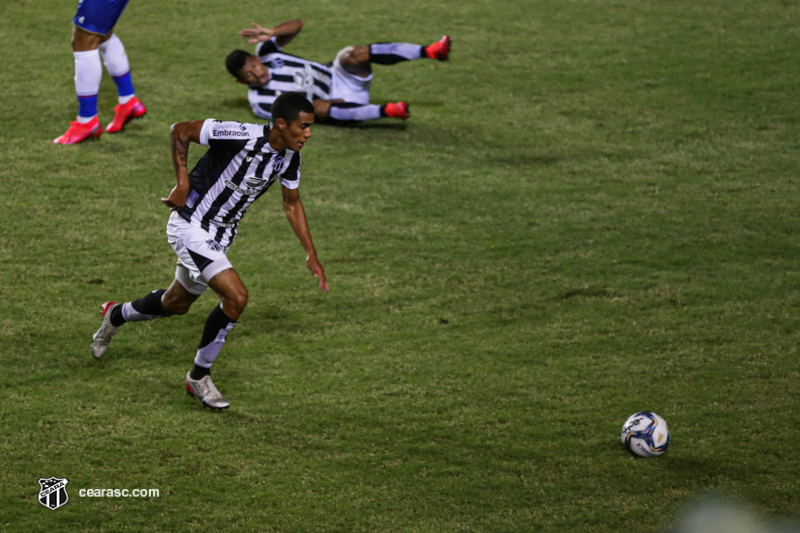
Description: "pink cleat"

(53, 117), (102, 145)
(425, 35), (451, 61)
(106, 96), (147, 133)
(384, 101), (410, 120)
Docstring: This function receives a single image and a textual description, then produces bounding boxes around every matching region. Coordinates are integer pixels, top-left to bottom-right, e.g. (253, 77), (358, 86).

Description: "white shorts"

(166, 212), (233, 296)
(330, 47), (373, 105)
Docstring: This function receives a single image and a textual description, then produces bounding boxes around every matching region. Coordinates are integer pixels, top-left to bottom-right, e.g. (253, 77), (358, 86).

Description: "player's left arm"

(162, 120), (204, 210)
(282, 184), (328, 293)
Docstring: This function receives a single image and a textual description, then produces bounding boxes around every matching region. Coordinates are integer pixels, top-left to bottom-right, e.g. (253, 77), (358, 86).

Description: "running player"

(226, 19), (451, 124)
(54, 0), (147, 145)
(90, 93), (328, 409)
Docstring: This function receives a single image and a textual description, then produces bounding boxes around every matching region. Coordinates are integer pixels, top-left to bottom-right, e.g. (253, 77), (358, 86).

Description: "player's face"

(236, 56), (270, 87)
(281, 112), (314, 151)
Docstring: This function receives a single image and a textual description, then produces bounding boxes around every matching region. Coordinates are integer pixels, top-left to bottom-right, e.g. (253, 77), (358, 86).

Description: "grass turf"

(1, 0), (799, 531)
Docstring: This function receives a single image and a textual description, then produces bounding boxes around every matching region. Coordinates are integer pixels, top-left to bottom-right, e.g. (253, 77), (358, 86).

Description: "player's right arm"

(161, 120), (204, 210)
(240, 19), (303, 47)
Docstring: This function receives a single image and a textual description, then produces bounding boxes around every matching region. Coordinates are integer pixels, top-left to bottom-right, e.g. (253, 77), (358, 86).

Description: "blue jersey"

(73, 0), (130, 35)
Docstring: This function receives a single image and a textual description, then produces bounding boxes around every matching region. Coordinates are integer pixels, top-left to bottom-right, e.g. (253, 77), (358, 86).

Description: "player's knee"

(338, 45), (370, 71)
(70, 32), (85, 51)
(71, 26), (101, 52)
(224, 287), (249, 317)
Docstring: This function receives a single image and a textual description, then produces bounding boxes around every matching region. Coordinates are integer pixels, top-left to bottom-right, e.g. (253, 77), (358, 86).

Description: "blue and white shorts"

(73, 0), (130, 36)
(166, 212), (233, 296)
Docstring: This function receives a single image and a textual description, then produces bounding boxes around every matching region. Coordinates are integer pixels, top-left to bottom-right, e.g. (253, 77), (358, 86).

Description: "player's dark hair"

(225, 49), (252, 78)
(271, 92), (314, 125)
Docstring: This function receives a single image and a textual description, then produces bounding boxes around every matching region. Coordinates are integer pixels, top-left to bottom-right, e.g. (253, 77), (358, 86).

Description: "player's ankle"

(189, 364), (211, 380)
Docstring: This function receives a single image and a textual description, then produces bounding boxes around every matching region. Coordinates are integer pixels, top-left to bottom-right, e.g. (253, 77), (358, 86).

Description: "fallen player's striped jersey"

(247, 38), (333, 120)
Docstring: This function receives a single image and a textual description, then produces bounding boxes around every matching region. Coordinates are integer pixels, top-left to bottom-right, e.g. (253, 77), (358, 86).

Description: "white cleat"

(91, 301), (120, 359)
(185, 372), (230, 410)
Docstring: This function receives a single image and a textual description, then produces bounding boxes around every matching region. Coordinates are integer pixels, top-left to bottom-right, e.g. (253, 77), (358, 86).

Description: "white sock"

(194, 306), (237, 368)
(329, 103), (383, 122)
(121, 302), (158, 322)
(98, 34), (130, 78)
(99, 34), (136, 104)
(369, 42), (425, 64)
(194, 323), (235, 368)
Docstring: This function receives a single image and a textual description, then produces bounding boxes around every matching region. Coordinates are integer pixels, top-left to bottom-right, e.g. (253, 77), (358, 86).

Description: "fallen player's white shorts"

(330, 47), (373, 105)
(166, 211), (233, 295)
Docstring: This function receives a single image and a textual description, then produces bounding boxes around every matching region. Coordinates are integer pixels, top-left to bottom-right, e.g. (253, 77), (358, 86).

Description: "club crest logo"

(38, 477), (69, 511)
(272, 156), (286, 174)
(269, 57), (284, 70)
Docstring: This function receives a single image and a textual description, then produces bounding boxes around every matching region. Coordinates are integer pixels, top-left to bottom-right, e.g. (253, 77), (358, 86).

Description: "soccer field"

(2, 0), (799, 531)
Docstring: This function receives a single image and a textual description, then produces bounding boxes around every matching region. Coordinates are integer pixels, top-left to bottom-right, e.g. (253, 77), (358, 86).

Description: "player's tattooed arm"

(162, 120), (204, 210)
(171, 135), (189, 171)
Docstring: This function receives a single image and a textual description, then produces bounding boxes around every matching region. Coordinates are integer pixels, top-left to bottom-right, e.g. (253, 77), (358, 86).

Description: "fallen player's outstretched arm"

(240, 19), (303, 47)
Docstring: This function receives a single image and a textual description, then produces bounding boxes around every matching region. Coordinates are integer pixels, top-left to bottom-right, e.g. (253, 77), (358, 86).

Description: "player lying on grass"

(226, 19), (451, 124)
(90, 92), (328, 410)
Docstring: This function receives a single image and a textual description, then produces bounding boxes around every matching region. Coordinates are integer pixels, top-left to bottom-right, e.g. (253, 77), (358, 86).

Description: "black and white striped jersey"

(177, 119), (301, 248)
(247, 38), (333, 120)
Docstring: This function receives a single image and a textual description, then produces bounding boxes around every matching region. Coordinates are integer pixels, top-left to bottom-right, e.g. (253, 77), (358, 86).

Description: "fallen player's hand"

(240, 23), (274, 44)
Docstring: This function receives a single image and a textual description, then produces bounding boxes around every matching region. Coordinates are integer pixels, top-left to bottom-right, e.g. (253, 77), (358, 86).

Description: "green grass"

(2, 0), (800, 531)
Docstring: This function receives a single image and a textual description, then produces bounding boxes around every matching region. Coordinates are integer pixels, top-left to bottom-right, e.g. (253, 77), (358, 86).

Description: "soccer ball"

(621, 412), (670, 457)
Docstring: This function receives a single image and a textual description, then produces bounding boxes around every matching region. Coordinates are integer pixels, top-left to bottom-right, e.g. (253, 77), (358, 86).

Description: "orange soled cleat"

(53, 117), (102, 145)
(106, 96), (147, 133)
(384, 101), (410, 120)
(425, 35), (451, 61)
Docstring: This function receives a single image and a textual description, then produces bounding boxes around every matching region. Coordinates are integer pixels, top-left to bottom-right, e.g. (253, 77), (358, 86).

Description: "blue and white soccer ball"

(621, 412), (670, 457)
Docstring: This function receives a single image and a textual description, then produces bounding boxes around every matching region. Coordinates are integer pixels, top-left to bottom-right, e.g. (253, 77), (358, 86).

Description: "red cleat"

(53, 117), (102, 145)
(106, 96), (147, 133)
(384, 101), (410, 120)
(425, 35), (451, 61)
